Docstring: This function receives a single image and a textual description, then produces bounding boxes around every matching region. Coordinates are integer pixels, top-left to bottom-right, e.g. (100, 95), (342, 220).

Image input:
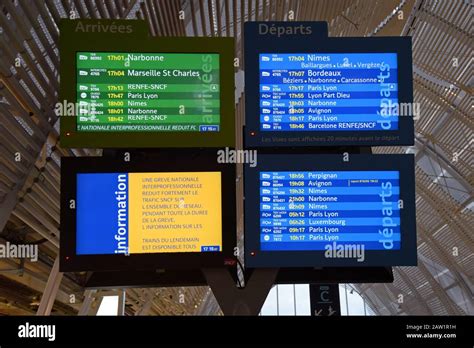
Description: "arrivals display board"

(244, 154), (416, 267)
(60, 154), (236, 272)
(245, 21), (414, 147)
(60, 19), (235, 148)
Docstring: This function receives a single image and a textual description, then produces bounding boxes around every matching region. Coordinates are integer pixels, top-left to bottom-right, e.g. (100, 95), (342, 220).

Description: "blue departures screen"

(259, 53), (398, 131)
(259, 171), (400, 251)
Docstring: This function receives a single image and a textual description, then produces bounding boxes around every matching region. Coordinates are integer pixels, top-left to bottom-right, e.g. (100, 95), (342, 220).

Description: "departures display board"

(59, 19), (235, 148)
(60, 154), (236, 272)
(244, 154), (416, 267)
(258, 53), (398, 132)
(258, 170), (400, 251)
(245, 21), (414, 147)
(76, 52), (220, 133)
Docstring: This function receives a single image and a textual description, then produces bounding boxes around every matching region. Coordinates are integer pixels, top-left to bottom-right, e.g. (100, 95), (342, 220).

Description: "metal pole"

(293, 284), (297, 316)
(117, 289), (126, 316)
(36, 256), (63, 315)
(344, 284), (349, 316)
(275, 285), (279, 316)
(78, 289), (97, 315)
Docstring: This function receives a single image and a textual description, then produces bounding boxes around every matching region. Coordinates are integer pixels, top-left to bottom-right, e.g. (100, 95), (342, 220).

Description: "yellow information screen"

(76, 172), (222, 255)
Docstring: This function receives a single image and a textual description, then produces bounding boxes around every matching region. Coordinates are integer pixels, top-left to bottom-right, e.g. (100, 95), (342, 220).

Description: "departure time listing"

(259, 171), (401, 251)
(259, 53), (399, 132)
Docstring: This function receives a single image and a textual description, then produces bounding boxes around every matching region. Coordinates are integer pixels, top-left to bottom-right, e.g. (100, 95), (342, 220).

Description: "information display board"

(245, 21), (414, 147)
(76, 172), (222, 255)
(60, 153), (236, 272)
(245, 154), (416, 267)
(258, 53), (398, 132)
(76, 52), (220, 133)
(59, 19), (235, 148)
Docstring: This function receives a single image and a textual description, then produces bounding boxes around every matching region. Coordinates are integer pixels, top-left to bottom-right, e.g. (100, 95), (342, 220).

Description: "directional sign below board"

(309, 284), (341, 316)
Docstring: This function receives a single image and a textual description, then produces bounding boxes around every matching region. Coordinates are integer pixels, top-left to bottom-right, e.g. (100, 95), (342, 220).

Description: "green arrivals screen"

(76, 52), (220, 132)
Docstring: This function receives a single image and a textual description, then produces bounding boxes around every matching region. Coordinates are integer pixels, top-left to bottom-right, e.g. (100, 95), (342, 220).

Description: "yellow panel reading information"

(128, 172), (222, 253)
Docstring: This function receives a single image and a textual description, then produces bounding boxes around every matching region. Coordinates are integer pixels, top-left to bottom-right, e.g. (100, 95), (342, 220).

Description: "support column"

(202, 267), (278, 316)
(78, 289), (97, 315)
(117, 289), (126, 316)
(36, 256), (63, 315)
